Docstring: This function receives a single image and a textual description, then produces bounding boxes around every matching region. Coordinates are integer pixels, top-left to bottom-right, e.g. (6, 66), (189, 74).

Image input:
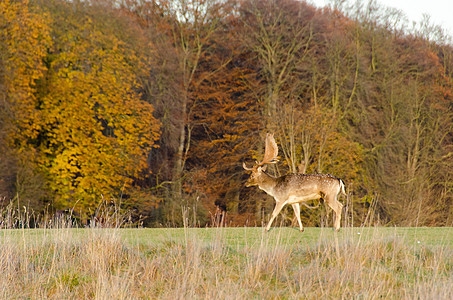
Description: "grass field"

(1, 223), (452, 299)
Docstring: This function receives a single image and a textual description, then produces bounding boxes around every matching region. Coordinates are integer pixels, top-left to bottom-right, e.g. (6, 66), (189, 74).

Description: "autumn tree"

(0, 0), (51, 210)
(125, 0), (230, 225)
(183, 12), (265, 225)
(34, 1), (160, 219)
(238, 0), (316, 128)
(234, 0), (365, 226)
(334, 0), (453, 225)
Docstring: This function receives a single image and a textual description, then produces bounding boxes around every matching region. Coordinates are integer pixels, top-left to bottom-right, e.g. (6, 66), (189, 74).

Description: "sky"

(310, 0), (453, 38)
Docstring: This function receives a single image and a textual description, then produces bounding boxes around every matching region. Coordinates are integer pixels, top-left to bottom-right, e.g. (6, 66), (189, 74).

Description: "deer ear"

(260, 165), (267, 172)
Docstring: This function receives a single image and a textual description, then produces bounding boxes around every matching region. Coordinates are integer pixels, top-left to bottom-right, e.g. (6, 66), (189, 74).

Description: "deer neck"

(257, 172), (278, 196)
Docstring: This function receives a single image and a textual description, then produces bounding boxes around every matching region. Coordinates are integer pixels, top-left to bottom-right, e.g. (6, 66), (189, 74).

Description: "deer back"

(273, 173), (341, 198)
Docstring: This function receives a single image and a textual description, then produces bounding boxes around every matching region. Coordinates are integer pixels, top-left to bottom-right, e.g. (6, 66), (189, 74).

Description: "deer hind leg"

(265, 200), (286, 232)
(291, 203), (304, 232)
(325, 193), (343, 232)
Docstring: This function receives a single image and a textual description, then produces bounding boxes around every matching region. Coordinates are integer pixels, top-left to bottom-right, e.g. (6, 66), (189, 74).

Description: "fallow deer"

(243, 133), (346, 232)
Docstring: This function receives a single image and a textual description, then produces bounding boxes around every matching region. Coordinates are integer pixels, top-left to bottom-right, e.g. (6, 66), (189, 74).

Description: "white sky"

(310, 0), (453, 38)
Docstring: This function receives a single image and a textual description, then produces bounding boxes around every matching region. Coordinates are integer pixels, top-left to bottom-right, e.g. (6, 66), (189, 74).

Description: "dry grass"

(0, 214), (452, 299)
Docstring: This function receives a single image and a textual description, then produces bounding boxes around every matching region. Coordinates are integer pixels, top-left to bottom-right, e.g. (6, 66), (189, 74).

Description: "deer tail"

(339, 179), (346, 195)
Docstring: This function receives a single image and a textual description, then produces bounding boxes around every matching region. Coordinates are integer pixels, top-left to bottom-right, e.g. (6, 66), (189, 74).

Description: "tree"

(35, 1), (160, 218)
(239, 0), (315, 129)
(184, 16), (264, 225)
(0, 0), (51, 210)
(128, 0), (229, 225)
(335, 0), (453, 225)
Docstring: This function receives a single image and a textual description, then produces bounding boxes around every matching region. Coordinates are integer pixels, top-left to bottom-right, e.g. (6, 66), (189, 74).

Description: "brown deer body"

(243, 133), (346, 232)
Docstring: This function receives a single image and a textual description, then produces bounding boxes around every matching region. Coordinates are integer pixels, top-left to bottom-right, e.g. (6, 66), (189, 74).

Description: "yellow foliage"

(0, 0), (51, 143)
(33, 8), (160, 216)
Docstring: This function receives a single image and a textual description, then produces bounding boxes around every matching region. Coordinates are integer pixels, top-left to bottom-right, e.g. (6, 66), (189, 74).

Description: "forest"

(0, 0), (452, 227)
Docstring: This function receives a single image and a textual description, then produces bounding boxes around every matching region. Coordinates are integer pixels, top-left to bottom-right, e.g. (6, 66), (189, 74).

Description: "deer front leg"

(265, 200), (286, 232)
(291, 203), (304, 232)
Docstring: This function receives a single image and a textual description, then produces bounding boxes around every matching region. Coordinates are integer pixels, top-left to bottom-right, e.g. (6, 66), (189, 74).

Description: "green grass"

(118, 226), (453, 247)
(8, 226), (451, 247)
(0, 225), (452, 298)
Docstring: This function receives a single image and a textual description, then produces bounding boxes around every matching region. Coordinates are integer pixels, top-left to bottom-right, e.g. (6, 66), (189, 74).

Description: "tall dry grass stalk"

(0, 205), (451, 299)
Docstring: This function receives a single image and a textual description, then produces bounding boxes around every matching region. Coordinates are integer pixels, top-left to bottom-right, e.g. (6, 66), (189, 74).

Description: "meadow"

(0, 215), (452, 299)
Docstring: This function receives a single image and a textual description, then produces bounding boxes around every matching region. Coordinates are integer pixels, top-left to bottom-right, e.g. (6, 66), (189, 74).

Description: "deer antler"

(242, 133), (279, 171)
(242, 162), (253, 171)
(258, 133), (279, 166)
